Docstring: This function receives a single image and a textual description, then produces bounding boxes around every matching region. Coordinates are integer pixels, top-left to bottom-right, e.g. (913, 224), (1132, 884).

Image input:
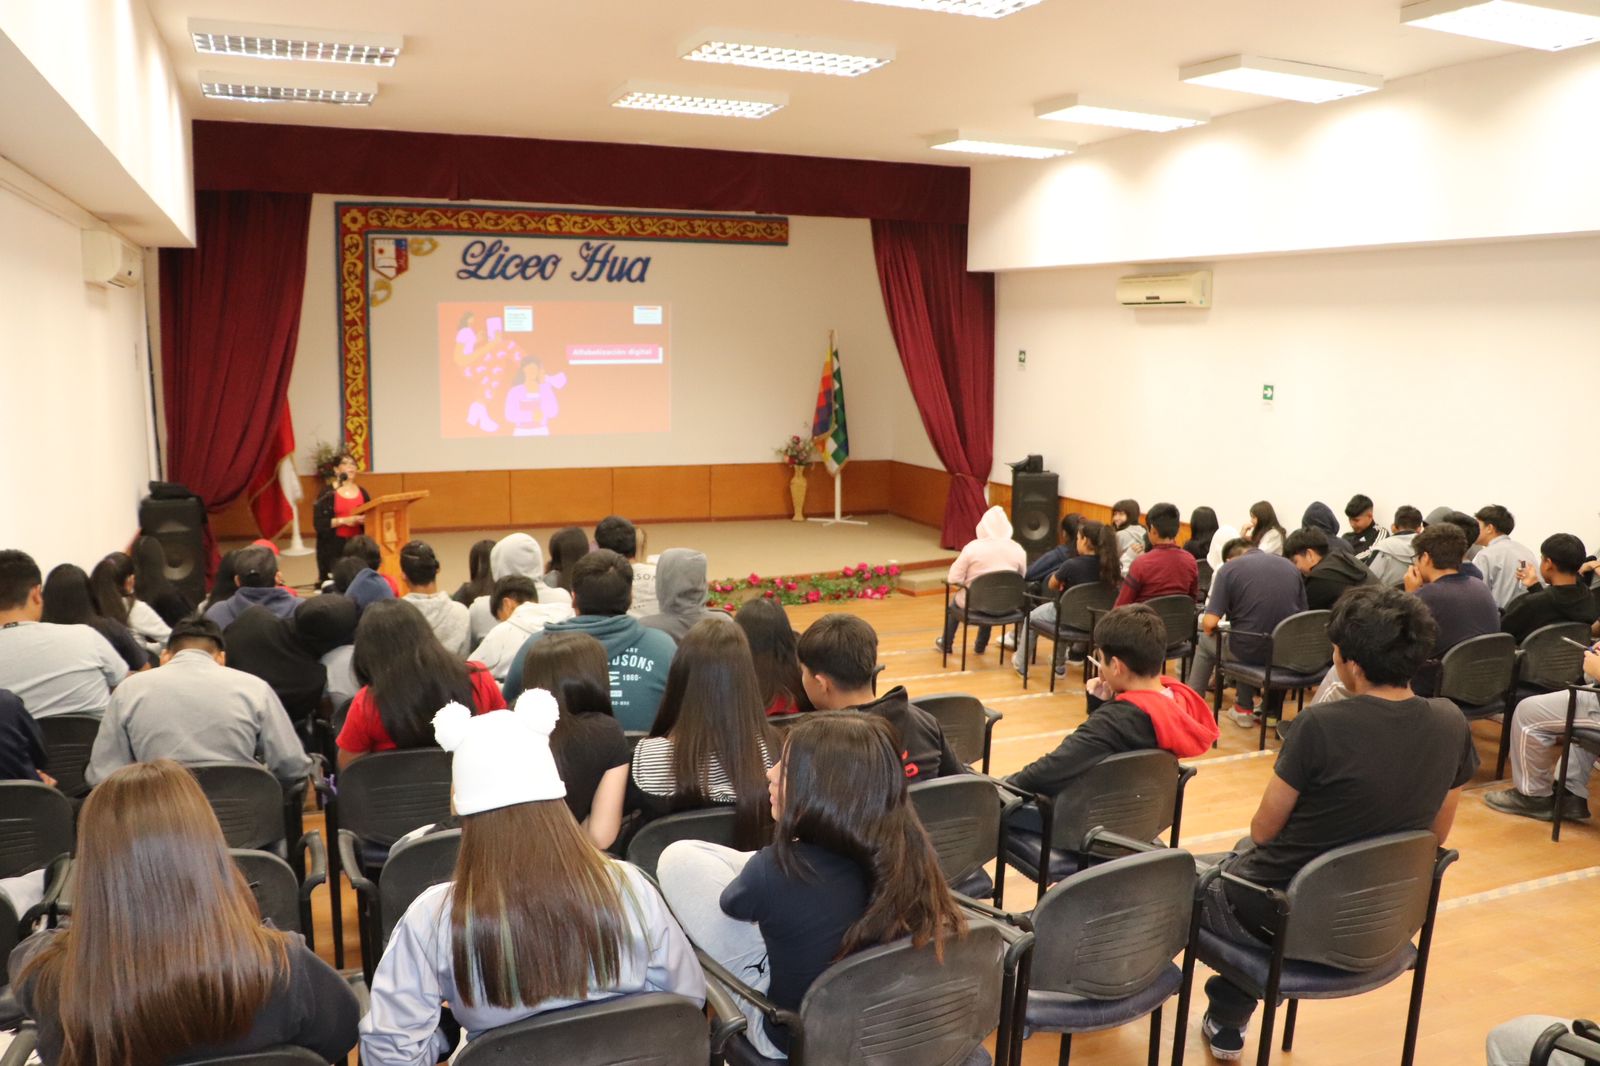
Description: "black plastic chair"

(231, 842), (327, 949)
(190, 762), (295, 851)
(1030, 582), (1118, 693)
(704, 918), (1008, 1065)
(625, 806), (743, 880)
(945, 571), (1030, 676)
(1531, 1020), (1600, 1065)
(1194, 830), (1457, 1066)
(339, 826), (460, 987)
(1550, 684), (1600, 843)
(1508, 624), (1591, 777)
(453, 992), (710, 1066)
(1002, 751), (1195, 898)
(35, 713), (100, 799)
(765, 713), (806, 732)
(916, 693), (1004, 773)
(994, 842), (1198, 1066)
(0, 780), (73, 881)
(1433, 631), (1517, 778)
(1146, 594), (1201, 678)
(0, 1031), (329, 1066)
(909, 775), (1019, 906)
(1215, 610), (1333, 751)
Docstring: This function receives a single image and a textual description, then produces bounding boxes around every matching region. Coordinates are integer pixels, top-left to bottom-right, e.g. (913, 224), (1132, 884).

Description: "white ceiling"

(147, 0), (1519, 164)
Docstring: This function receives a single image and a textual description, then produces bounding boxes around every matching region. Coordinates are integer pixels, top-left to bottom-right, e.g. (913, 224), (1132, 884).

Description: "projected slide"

(438, 301), (670, 438)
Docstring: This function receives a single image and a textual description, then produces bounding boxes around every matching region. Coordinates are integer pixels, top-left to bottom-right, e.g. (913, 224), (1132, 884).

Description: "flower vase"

(789, 467), (808, 522)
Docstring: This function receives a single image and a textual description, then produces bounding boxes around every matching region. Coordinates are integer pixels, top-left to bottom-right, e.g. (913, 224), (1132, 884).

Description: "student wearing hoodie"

(1285, 528), (1376, 611)
(204, 547), (299, 629)
(470, 576), (574, 682)
(1299, 501), (1359, 560)
(343, 564), (395, 616)
(934, 505), (1027, 655)
(502, 550), (676, 732)
(467, 533), (573, 643)
(399, 541), (471, 657)
(642, 549), (727, 643)
(1363, 506), (1422, 588)
(1005, 605), (1218, 818)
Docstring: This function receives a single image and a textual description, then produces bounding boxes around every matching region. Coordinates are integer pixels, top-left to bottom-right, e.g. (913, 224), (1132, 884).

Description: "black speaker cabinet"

(138, 494), (208, 604)
(1011, 471), (1060, 562)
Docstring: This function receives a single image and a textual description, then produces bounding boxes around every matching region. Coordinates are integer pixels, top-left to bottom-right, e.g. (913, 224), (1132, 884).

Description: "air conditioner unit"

(82, 229), (141, 288)
(1116, 269), (1211, 308)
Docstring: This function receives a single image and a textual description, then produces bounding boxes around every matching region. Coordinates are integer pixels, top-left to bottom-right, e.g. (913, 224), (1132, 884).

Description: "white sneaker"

(1001, 633), (1017, 649)
(1224, 706), (1260, 729)
(1202, 1015), (1246, 1061)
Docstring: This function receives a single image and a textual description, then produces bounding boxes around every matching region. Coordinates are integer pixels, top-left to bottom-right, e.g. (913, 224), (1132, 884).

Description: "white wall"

(969, 45), (1600, 271)
(991, 236), (1600, 549)
(0, 178), (155, 569)
(287, 196), (936, 472)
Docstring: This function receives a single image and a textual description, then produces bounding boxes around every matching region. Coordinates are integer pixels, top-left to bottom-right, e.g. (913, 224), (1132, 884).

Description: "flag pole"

(808, 329), (868, 527)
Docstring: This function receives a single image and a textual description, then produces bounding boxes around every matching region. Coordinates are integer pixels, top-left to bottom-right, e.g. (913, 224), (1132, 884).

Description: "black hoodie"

(1301, 502), (1358, 560)
(854, 686), (964, 780)
(1305, 551), (1377, 610)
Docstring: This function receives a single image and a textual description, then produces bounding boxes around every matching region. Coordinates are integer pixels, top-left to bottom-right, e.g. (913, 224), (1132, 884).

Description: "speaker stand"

(806, 469), (868, 527)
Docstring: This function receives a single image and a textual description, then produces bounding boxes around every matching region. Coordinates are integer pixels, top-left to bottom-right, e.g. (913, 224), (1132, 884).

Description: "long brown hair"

(649, 619), (777, 845)
(773, 713), (965, 959)
(734, 598), (814, 714)
(19, 761), (290, 1066)
(450, 800), (631, 1009)
(1080, 519), (1122, 587)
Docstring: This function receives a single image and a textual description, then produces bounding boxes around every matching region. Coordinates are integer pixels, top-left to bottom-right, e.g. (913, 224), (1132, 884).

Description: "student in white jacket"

(359, 693), (704, 1065)
(469, 576), (575, 682)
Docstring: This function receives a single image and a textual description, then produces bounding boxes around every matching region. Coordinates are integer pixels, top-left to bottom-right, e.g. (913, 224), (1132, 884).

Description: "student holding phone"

(1498, 534), (1600, 643)
(1484, 640), (1600, 823)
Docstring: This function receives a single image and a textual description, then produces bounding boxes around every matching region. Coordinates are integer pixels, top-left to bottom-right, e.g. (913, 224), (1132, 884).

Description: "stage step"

(896, 569), (947, 596)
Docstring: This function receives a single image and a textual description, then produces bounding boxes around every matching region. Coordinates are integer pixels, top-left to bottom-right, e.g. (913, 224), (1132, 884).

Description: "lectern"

(352, 491), (430, 580)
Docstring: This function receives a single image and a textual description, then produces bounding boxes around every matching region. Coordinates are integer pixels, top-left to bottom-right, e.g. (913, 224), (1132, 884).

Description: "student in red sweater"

(336, 599), (504, 768)
(1115, 502), (1200, 607)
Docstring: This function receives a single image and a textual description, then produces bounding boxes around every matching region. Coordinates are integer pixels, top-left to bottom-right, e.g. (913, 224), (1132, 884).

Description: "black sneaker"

(1562, 795), (1592, 821)
(1483, 789), (1556, 821)
(1202, 1014), (1245, 1061)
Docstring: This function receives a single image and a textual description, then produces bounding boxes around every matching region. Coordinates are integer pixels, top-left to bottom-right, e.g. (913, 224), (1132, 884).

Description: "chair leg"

(1171, 939), (1196, 1066)
(961, 613), (969, 671)
(1494, 713), (1513, 780)
(1147, 1005), (1163, 1066)
(1049, 640), (1060, 694)
(1256, 995), (1278, 1066)
(1057, 1032), (1072, 1066)
(1552, 690), (1578, 843)
(1257, 700), (1269, 752)
(1282, 999), (1298, 1051)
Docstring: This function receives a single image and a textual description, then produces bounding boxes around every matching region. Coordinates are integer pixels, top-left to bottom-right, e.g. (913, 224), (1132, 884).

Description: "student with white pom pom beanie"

(359, 690), (705, 1065)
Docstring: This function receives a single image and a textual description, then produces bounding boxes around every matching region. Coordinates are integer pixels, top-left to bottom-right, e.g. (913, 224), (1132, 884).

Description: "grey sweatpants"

(1509, 689), (1600, 800)
(1486, 1015), (1586, 1066)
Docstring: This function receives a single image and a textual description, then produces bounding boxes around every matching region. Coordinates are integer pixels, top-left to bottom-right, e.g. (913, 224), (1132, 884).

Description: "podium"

(352, 491), (430, 581)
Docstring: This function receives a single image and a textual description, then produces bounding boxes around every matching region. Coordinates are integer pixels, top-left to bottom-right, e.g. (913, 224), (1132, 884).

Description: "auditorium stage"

(242, 515), (955, 590)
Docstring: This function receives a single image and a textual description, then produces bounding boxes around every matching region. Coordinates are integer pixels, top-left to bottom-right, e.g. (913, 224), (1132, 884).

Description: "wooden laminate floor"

(307, 592), (1600, 1066)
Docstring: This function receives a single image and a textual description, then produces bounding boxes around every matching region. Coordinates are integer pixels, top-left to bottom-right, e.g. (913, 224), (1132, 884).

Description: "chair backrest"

(1268, 610), (1334, 674)
(966, 571), (1027, 616)
(337, 748), (454, 847)
(189, 762), (286, 851)
(1029, 848), (1195, 999)
(0, 888), (19, 983)
(1146, 595), (1200, 652)
(1057, 581), (1118, 632)
(790, 919), (1005, 1064)
(1047, 750), (1180, 852)
(1280, 830), (1439, 970)
(908, 776), (1002, 885)
(231, 848), (302, 934)
(1437, 633), (1518, 706)
(0, 780), (75, 879)
(914, 694), (987, 766)
(378, 829), (462, 946)
(182, 1049), (330, 1065)
(625, 807), (741, 880)
(766, 713), (806, 732)
(454, 993), (709, 1066)
(36, 713), (101, 798)
(1519, 623), (1591, 690)
(624, 730), (649, 756)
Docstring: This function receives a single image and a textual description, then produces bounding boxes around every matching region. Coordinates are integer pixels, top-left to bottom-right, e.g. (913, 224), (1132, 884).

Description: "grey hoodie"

(1364, 532), (1417, 588)
(468, 533), (572, 642)
(404, 591), (471, 658)
(641, 549), (728, 643)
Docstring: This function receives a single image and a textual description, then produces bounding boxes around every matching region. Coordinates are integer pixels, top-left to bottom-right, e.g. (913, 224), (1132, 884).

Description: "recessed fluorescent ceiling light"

(189, 19), (401, 66)
(1179, 55), (1384, 103)
(198, 71), (377, 105)
(611, 81), (787, 119)
(1035, 94), (1209, 132)
(926, 131), (1075, 158)
(851, 0), (1044, 17)
(681, 29), (893, 76)
(1401, 0), (1600, 50)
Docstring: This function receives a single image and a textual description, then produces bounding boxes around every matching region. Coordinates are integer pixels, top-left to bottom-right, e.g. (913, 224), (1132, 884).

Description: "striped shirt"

(630, 735), (772, 803)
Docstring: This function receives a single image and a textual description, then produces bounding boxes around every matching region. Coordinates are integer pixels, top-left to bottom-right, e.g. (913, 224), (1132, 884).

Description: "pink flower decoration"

(842, 565), (855, 577)
(805, 589), (821, 603)
(887, 565), (901, 577)
(785, 581), (799, 592)
(876, 584), (890, 595)
(747, 573), (762, 587)
(764, 589), (776, 599)
(873, 564), (887, 576)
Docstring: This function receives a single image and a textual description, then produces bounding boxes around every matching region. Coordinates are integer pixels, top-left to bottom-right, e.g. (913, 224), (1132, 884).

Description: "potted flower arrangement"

(776, 433), (817, 521)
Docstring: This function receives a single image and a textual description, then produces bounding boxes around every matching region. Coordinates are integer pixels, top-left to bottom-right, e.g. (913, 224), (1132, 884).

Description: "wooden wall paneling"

(508, 468), (614, 527)
(826, 459), (891, 515)
(889, 462), (951, 530)
(401, 471), (512, 530)
(612, 465), (712, 522)
(709, 463), (792, 519)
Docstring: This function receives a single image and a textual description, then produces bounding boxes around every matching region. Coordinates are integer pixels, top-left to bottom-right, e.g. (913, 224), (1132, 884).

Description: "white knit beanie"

(432, 689), (566, 815)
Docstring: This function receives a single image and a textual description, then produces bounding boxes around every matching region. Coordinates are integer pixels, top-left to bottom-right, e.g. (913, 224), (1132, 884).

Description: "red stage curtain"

(159, 191), (312, 551)
(871, 221), (996, 549)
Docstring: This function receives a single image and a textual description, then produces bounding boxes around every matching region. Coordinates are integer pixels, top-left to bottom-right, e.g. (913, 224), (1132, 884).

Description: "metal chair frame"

(945, 571), (1031, 680)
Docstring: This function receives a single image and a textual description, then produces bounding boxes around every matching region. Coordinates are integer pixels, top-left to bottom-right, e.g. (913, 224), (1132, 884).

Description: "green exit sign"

(1262, 384), (1275, 401)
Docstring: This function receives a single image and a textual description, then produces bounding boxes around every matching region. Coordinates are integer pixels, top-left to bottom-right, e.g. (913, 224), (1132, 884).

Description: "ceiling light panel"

(1179, 55), (1384, 103)
(1035, 94), (1209, 132)
(198, 71), (377, 105)
(681, 29), (893, 76)
(189, 19), (402, 66)
(851, 0), (1045, 18)
(1401, 0), (1600, 50)
(927, 131), (1075, 158)
(611, 81), (788, 119)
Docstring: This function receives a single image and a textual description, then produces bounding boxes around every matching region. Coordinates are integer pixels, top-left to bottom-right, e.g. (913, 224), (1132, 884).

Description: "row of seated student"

(8, 582), (1539, 1064)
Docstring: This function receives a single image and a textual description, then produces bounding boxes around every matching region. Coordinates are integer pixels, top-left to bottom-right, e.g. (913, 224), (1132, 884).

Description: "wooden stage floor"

(301, 591), (1599, 1065)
